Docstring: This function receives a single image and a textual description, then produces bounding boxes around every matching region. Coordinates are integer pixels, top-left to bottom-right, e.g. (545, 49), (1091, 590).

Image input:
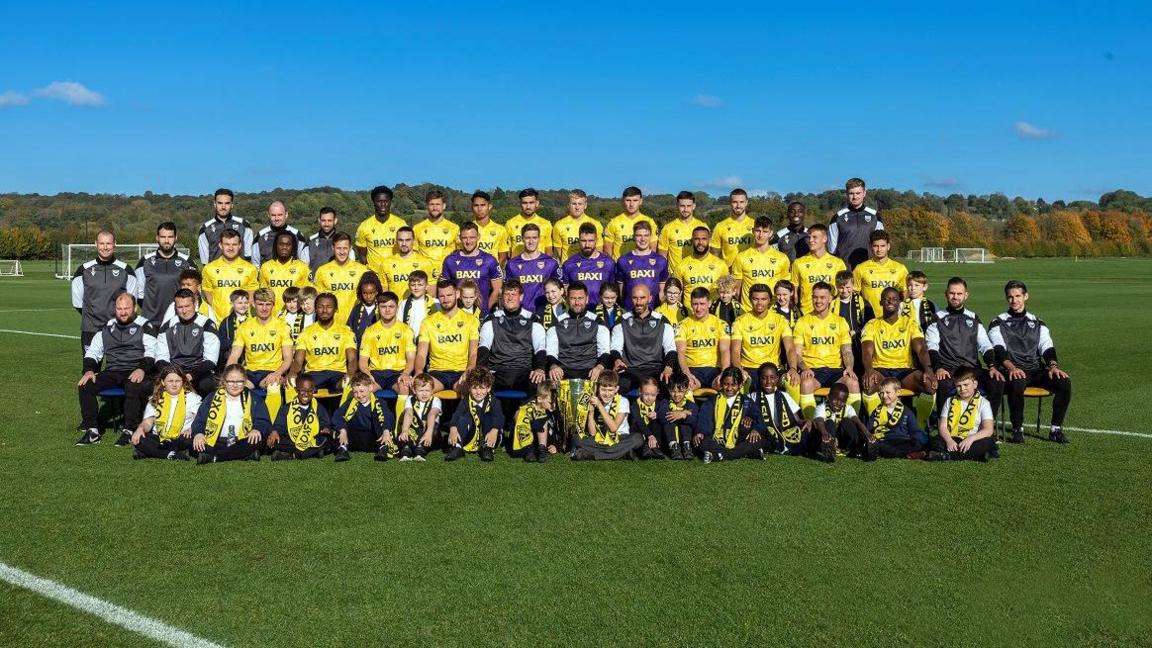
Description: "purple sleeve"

(487, 254), (503, 280)
(441, 255), (455, 282)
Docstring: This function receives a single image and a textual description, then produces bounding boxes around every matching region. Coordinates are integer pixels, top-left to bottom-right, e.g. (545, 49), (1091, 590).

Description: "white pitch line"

(0, 561), (227, 648)
(0, 328), (80, 340)
(1063, 426), (1152, 439)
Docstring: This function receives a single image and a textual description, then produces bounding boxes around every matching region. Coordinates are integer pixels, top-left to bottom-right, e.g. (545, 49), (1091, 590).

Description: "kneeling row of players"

(126, 360), (997, 464)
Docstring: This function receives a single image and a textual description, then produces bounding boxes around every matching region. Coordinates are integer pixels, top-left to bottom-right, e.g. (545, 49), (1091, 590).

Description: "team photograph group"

(71, 178), (1074, 465)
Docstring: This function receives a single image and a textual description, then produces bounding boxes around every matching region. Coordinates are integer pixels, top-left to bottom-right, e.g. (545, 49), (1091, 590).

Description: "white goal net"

(55, 244), (192, 279)
(955, 247), (991, 263)
(906, 247), (989, 263)
(0, 260), (24, 277)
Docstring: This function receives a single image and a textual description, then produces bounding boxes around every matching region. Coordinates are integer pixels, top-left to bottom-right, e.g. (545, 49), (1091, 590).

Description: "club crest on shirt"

(334, 334), (341, 340)
(457, 321), (464, 328)
(192, 328), (200, 337)
(536, 261), (544, 269)
(394, 332), (401, 339)
(1028, 321), (1036, 329)
(648, 258), (655, 266)
(475, 259), (483, 266)
(649, 320), (657, 329)
(865, 215), (872, 222)
(825, 263), (833, 270)
(596, 261), (604, 269)
(965, 320), (974, 328)
(112, 269), (120, 276)
(582, 320), (591, 329)
(129, 327), (138, 335)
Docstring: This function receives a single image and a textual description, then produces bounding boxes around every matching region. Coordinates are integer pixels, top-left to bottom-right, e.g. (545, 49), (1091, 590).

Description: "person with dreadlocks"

(268, 374), (334, 460)
(865, 376), (927, 461)
(571, 371), (643, 461)
(190, 364), (273, 463)
(693, 367), (762, 463)
(509, 381), (561, 463)
(395, 373), (441, 462)
(747, 363), (834, 462)
(445, 368), (504, 462)
(130, 367), (201, 461)
(330, 372), (396, 463)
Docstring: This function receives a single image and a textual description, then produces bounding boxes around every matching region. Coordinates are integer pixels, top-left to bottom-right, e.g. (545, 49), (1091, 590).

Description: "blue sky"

(1, 1), (1148, 201)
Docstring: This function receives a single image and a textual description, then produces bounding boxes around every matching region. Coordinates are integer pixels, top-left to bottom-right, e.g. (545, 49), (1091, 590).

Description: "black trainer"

(444, 446), (465, 462)
(131, 448), (145, 460)
(1010, 428), (1025, 444)
(196, 452), (216, 465)
(702, 451), (714, 464)
(114, 430), (133, 447)
(374, 448), (390, 462)
(536, 447), (550, 463)
(172, 450), (190, 461)
(681, 442), (693, 460)
(1050, 428), (1069, 444)
(925, 450), (953, 461)
(271, 450), (293, 461)
(570, 448), (594, 461)
(668, 443), (683, 460)
(819, 438), (837, 463)
(75, 429), (101, 446)
(522, 448), (537, 462)
(334, 447), (351, 462)
(247, 450), (261, 461)
(478, 445), (495, 462)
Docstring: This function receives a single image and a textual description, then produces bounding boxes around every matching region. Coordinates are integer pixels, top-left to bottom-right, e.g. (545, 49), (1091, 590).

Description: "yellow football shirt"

(675, 253), (728, 299)
(505, 214), (554, 258)
(861, 315), (922, 369)
(659, 217), (708, 275)
(794, 313), (852, 369)
(732, 311), (793, 369)
(412, 218), (460, 266)
(258, 259), (312, 312)
(604, 212), (658, 258)
(297, 322), (356, 373)
(552, 215), (603, 259)
(474, 219), (510, 259)
(676, 314), (731, 368)
(202, 257), (259, 318)
(656, 303), (689, 333)
(355, 213), (408, 274)
(312, 259), (370, 325)
(234, 317), (294, 371)
(731, 247), (791, 311)
(711, 216), (754, 266)
(378, 252), (437, 297)
(792, 252), (848, 314)
(853, 258), (909, 315)
(418, 310), (480, 371)
(360, 320), (416, 372)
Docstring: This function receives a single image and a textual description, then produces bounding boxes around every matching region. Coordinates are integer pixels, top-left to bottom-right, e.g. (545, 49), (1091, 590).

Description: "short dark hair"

(599, 282), (618, 297)
(947, 276), (968, 289)
(319, 206), (336, 217)
(435, 279), (457, 292)
(471, 190), (491, 202)
(753, 216), (773, 230)
(692, 226), (711, 237)
(622, 186), (642, 198)
(460, 221), (479, 234)
(869, 230), (890, 243)
(518, 188), (539, 200)
(173, 288), (196, 301)
(675, 191), (695, 202)
(953, 367), (978, 384)
(179, 269), (202, 283)
(1004, 279), (1028, 295)
(377, 291), (399, 305)
(812, 281), (834, 295)
(229, 289), (249, 302)
(835, 270), (854, 287)
(214, 188), (234, 199)
(219, 228), (241, 242)
(787, 201), (806, 212)
(749, 283), (771, 297)
(409, 270), (429, 283)
(566, 281), (588, 297)
(332, 232), (352, 245)
(316, 292), (338, 309)
(396, 225), (414, 237)
(156, 222), (177, 235)
(827, 383), (849, 400)
(578, 223), (598, 237)
(631, 220), (651, 234)
(808, 223), (829, 236)
(521, 223), (540, 236)
(774, 279), (794, 293)
(569, 189), (588, 199)
(370, 185), (394, 202)
(690, 287), (711, 301)
(881, 286), (902, 300)
(503, 278), (523, 294)
(730, 188), (748, 198)
(425, 189), (446, 203)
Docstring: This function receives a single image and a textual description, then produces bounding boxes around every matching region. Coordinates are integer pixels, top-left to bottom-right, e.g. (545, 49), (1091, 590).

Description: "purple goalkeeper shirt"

(615, 250), (669, 310)
(562, 251), (616, 306)
(505, 253), (561, 314)
(441, 250), (503, 314)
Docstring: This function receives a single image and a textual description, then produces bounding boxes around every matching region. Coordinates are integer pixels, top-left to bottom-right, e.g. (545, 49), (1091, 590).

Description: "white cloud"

(691, 94), (724, 108)
(925, 177), (961, 189)
(1014, 120), (1053, 140)
(747, 189), (772, 198)
(35, 81), (105, 107)
(701, 175), (745, 189)
(0, 91), (30, 108)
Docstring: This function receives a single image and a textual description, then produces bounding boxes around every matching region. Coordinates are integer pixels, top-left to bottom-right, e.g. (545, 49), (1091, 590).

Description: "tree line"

(1, 186), (1150, 259)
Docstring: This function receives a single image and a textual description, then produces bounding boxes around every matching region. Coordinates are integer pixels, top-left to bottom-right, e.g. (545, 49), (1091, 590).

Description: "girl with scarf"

(130, 367), (202, 460)
(191, 364), (272, 463)
(446, 368), (504, 462)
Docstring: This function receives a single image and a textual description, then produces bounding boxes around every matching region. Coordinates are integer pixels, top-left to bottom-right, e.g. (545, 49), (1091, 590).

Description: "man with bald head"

(251, 200), (309, 268)
(610, 284), (677, 392)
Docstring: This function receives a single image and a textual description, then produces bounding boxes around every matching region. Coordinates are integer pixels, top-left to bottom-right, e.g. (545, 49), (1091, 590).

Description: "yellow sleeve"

(401, 325), (415, 352)
(418, 318), (433, 341)
(658, 225), (672, 253)
(467, 316), (480, 341)
(604, 218), (619, 246)
(355, 221), (369, 248)
(852, 266), (865, 293)
(258, 264), (272, 288)
(860, 320), (877, 344)
(718, 320), (732, 342)
(243, 266), (259, 292)
(837, 318), (852, 346)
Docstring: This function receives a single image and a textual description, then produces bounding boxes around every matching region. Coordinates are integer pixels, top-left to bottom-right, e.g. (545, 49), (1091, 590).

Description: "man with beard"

(860, 287), (937, 426)
(711, 188), (754, 266)
(675, 227), (727, 300)
(610, 284), (677, 393)
(251, 201), (309, 268)
(197, 188), (253, 265)
(135, 222), (196, 327)
(358, 291), (417, 395)
(676, 287), (731, 391)
(313, 232), (372, 325)
(76, 292), (157, 446)
(441, 222), (503, 315)
(604, 186), (657, 258)
(470, 190), (511, 264)
(732, 216), (791, 312)
(201, 229), (259, 321)
(413, 189), (460, 280)
(355, 185), (409, 276)
(505, 188), (555, 258)
(416, 280), (480, 393)
(376, 226), (435, 298)
(306, 207), (348, 275)
(793, 282), (861, 420)
(289, 293), (358, 395)
(562, 224), (616, 308)
(776, 202), (811, 262)
(258, 231), (313, 313)
(545, 282), (612, 382)
(924, 277), (1005, 423)
(658, 191), (708, 276)
(478, 279), (547, 393)
(155, 289), (221, 395)
(73, 229), (137, 355)
(552, 189), (603, 260)
(829, 178), (884, 270)
(504, 223), (561, 314)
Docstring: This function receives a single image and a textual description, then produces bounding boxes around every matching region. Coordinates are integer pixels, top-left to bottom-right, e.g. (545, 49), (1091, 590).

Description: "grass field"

(1, 258), (1150, 647)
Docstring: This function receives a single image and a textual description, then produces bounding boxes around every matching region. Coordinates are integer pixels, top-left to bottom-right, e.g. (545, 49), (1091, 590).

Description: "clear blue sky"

(1, 1), (1148, 201)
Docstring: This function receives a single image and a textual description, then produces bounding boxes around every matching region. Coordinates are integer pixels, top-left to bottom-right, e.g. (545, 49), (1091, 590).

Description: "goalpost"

(54, 244), (192, 279)
(905, 247), (992, 263)
(0, 260), (23, 277)
(955, 247), (992, 263)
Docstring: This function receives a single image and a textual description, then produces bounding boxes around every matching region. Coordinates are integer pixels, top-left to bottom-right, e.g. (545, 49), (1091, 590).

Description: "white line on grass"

(0, 308), (75, 313)
(0, 561), (227, 648)
(0, 328), (79, 339)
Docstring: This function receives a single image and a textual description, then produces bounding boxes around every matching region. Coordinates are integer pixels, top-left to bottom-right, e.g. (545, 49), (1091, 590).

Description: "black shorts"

(689, 367), (720, 387)
(428, 370), (463, 390)
(812, 367), (845, 387)
(878, 368), (915, 380)
(371, 370), (403, 390)
(304, 370), (345, 392)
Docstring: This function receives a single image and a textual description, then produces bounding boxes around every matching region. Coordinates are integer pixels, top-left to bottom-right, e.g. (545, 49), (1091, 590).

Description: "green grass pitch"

(0, 258), (1150, 647)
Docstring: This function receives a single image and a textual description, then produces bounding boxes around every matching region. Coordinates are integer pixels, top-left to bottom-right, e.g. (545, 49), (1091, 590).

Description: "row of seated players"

(129, 361), (995, 465)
